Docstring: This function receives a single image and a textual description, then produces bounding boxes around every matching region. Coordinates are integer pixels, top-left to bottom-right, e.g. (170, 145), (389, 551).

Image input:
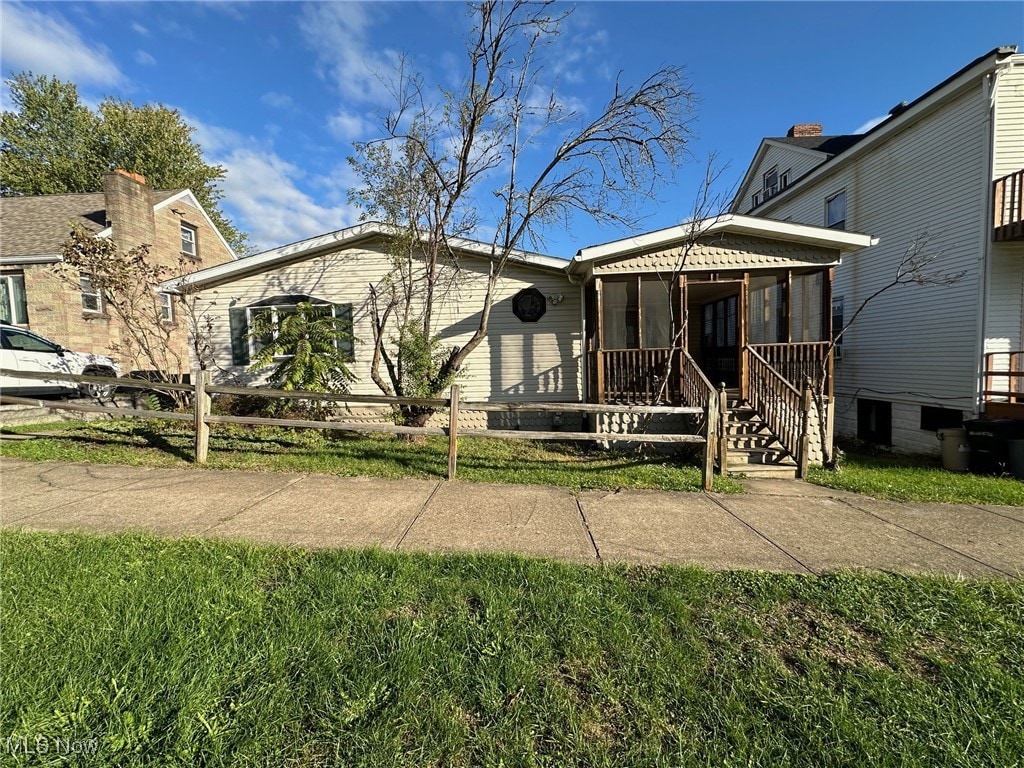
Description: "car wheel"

(80, 368), (117, 399)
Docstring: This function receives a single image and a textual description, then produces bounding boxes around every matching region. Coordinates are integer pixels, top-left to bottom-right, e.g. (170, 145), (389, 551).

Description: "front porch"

(570, 215), (877, 476)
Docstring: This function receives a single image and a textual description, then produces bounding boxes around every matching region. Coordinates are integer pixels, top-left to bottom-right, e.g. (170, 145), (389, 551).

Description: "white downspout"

(973, 66), (1001, 417)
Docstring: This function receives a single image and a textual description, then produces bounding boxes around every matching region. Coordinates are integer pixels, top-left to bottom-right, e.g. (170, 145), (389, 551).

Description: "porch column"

(740, 271), (749, 401)
(595, 277), (604, 403)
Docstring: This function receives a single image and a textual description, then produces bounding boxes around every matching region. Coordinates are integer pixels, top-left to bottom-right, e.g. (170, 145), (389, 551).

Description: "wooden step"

(726, 463), (799, 479)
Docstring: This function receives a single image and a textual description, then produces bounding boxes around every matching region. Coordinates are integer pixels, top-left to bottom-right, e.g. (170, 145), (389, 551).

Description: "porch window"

(747, 275), (784, 344)
(790, 272), (824, 342)
(601, 277), (673, 349)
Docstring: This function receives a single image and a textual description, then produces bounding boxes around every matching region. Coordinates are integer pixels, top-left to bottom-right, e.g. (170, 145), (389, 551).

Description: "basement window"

(920, 406), (964, 432)
(857, 398), (891, 446)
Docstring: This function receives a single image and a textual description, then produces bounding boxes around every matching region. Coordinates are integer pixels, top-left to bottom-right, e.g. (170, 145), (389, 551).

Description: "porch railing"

(745, 346), (813, 477)
(993, 169), (1024, 241)
(599, 348), (676, 405)
(748, 341), (830, 393)
(982, 350), (1024, 417)
(682, 350), (727, 470)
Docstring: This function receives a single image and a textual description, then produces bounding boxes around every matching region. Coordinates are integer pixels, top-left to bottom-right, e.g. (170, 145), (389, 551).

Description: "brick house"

(0, 170), (237, 374)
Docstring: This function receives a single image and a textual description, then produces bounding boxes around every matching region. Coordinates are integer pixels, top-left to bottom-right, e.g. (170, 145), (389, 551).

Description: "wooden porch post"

(825, 267), (835, 402)
(739, 271), (749, 401)
(676, 273), (687, 404)
(784, 269), (793, 344)
(595, 277), (605, 404)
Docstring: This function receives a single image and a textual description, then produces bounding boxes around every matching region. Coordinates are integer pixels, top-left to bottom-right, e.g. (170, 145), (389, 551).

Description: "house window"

(831, 296), (844, 360)
(0, 272), (29, 324)
(601, 277), (674, 350)
(512, 288), (546, 322)
(80, 275), (102, 313)
(227, 295), (354, 366)
(763, 167), (779, 196)
(159, 292), (174, 323)
(180, 223), (198, 258)
(857, 398), (892, 446)
(826, 190), (847, 230)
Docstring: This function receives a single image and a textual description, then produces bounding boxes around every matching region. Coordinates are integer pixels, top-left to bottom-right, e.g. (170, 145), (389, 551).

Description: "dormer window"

(180, 223), (198, 258)
(753, 167), (791, 208)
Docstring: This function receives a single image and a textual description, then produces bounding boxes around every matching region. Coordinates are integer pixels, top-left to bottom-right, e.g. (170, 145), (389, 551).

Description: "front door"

(701, 295), (739, 387)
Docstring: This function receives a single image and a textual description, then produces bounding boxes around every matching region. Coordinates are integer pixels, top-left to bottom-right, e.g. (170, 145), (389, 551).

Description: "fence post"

(702, 391), (716, 491)
(717, 384), (729, 474)
(194, 369), (211, 465)
(447, 384), (460, 480)
(799, 377), (812, 479)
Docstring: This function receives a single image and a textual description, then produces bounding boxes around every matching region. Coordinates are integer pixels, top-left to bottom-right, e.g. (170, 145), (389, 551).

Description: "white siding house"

(732, 46), (1024, 453)
(171, 224), (583, 428)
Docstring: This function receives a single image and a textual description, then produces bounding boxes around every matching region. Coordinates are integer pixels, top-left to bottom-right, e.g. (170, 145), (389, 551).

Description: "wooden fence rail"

(2, 368), (718, 490)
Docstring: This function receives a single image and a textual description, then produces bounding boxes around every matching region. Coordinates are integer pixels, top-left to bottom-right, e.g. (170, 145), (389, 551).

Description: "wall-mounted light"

(547, 292), (564, 305)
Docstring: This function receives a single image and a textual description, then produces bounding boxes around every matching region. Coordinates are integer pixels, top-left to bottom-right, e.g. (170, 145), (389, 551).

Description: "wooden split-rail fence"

(1, 368), (719, 490)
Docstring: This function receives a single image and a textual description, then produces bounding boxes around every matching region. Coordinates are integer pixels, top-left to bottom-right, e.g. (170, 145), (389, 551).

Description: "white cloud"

(0, 2), (125, 86)
(855, 114), (888, 134)
(135, 50), (157, 67)
(327, 109), (376, 141)
(189, 117), (362, 251)
(261, 91), (294, 110)
(298, 2), (399, 105)
(131, 22), (150, 37)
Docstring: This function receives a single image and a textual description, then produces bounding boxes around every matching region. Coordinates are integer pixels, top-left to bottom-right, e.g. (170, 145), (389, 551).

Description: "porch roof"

(570, 214), (877, 271)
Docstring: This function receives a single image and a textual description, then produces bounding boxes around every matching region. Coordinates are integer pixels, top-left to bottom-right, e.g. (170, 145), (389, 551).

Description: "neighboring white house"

(731, 45), (1024, 453)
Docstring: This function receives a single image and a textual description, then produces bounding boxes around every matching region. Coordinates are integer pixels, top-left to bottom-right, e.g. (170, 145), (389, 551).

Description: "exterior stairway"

(721, 389), (799, 479)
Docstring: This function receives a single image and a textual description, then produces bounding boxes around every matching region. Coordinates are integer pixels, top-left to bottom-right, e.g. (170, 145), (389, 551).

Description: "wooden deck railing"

(981, 350), (1024, 418)
(748, 341), (830, 393)
(599, 348), (676, 405)
(994, 170), (1024, 241)
(744, 346), (813, 477)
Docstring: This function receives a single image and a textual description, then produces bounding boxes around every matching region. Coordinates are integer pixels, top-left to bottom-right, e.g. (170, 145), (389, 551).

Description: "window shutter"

(228, 307), (250, 365)
(334, 303), (354, 361)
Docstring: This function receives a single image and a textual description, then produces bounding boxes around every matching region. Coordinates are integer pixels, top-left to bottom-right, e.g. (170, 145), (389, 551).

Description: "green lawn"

(0, 419), (742, 493)
(808, 450), (1024, 506)
(2, 531), (1021, 767)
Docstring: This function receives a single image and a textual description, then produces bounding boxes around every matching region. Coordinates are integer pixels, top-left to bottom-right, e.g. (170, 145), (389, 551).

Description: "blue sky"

(2, 1), (1021, 257)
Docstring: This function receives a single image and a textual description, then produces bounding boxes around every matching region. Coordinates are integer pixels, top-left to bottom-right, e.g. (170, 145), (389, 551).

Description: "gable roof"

(0, 189), (179, 261)
(165, 221), (570, 292)
(571, 214), (877, 268)
(731, 45), (1019, 214)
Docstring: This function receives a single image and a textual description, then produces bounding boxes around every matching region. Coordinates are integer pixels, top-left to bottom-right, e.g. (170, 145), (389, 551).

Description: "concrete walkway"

(1, 458), (1021, 578)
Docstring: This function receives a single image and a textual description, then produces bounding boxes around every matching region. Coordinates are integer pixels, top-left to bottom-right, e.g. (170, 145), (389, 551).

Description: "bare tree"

(811, 232), (965, 469)
(349, 0), (695, 424)
(58, 226), (215, 408)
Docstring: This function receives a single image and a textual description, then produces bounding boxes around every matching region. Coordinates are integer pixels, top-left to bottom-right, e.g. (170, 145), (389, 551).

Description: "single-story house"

(167, 217), (875, 475)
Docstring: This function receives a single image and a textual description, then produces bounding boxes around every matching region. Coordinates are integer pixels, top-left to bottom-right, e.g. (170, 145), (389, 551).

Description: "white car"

(0, 323), (120, 398)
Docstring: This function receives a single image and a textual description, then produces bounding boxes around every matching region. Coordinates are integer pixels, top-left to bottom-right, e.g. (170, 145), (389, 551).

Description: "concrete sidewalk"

(1, 458), (1021, 578)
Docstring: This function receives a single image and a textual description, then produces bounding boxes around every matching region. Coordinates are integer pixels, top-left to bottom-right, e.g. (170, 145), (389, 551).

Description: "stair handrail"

(744, 345), (810, 476)
(682, 350), (725, 471)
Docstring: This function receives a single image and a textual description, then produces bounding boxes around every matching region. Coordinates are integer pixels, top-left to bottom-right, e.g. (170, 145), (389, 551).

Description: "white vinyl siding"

(735, 142), (829, 214)
(755, 81), (991, 444)
(992, 58), (1024, 178)
(192, 242), (582, 403)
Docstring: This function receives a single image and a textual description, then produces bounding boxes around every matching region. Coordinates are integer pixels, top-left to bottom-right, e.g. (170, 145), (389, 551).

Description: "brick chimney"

(102, 169), (155, 251)
(787, 123), (823, 138)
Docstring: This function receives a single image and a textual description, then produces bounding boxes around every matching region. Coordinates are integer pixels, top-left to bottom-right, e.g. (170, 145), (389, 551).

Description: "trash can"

(937, 427), (970, 472)
(1008, 439), (1024, 481)
(963, 419), (1024, 476)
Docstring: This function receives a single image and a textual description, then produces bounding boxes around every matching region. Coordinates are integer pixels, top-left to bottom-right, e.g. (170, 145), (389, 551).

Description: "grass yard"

(808, 449), (1024, 506)
(2, 531), (1022, 767)
(0, 419), (743, 493)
